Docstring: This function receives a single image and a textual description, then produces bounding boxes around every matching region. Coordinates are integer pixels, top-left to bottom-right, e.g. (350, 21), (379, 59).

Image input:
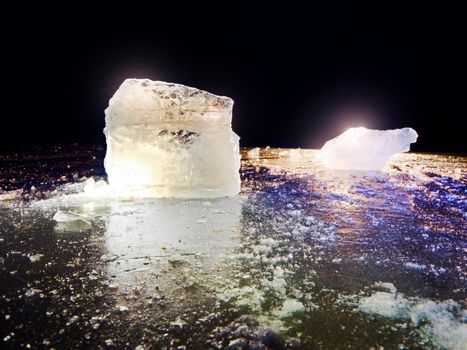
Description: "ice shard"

(104, 79), (240, 198)
(318, 127), (418, 170)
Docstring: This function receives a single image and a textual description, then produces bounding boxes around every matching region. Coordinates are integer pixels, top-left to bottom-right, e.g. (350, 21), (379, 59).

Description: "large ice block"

(104, 79), (240, 198)
(318, 127), (418, 170)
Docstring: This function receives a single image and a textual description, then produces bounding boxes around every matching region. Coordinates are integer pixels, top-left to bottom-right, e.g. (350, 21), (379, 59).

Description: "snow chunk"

(359, 291), (411, 318)
(274, 299), (306, 318)
(318, 127), (418, 170)
(410, 300), (467, 350)
(374, 281), (397, 294)
(357, 283), (467, 350)
(404, 262), (426, 270)
(104, 79), (240, 198)
(28, 254), (44, 263)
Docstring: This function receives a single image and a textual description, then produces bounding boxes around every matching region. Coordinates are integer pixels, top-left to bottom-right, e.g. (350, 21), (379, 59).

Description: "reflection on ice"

(103, 197), (241, 283)
(5, 147), (464, 348)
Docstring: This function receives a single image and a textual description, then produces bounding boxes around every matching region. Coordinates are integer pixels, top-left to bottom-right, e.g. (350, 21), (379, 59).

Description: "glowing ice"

(104, 79), (240, 198)
(318, 127), (418, 171)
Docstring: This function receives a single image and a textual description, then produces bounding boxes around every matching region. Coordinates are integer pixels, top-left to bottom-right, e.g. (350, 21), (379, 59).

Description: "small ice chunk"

(170, 318), (186, 328)
(246, 147), (260, 159)
(53, 210), (92, 232)
(66, 315), (79, 326)
(404, 262), (426, 270)
(28, 254), (44, 263)
(104, 79), (240, 198)
(116, 305), (129, 312)
(274, 299), (306, 318)
(318, 127), (418, 170)
(374, 282), (397, 293)
(410, 300), (467, 350)
(25, 288), (42, 297)
(358, 291), (410, 318)
(358, 288), (467, 350)
(53, 210), (90, 223)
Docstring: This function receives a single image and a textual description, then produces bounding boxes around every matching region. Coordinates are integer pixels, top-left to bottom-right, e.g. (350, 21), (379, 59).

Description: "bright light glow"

(318, 127), (418, 171)
(104, 79), (241, 199)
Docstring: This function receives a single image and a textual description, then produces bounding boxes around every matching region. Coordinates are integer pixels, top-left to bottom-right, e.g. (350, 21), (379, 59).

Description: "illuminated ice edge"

(103, 79), (240, 199)
(318, 127), (418, 171)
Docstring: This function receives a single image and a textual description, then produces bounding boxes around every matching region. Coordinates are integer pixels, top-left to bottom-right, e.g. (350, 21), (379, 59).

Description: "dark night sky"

(2, 2), (465, 153)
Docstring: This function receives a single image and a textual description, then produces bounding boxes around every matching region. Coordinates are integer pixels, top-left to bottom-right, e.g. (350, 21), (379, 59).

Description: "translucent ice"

(318, 127), (418, 170)
(104, 79), (240, 198)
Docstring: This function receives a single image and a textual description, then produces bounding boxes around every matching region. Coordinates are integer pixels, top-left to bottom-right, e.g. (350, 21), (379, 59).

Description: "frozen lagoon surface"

(0, 147), (466, 349)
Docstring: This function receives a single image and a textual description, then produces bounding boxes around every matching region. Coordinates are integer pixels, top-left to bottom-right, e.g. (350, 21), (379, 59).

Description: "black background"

(2, 2), (465, 153)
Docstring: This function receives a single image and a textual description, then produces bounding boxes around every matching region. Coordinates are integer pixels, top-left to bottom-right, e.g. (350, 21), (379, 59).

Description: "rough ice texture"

(318, 127), (418, 171)
(358, 284), (467, 350)
(104, 79), (240, 198)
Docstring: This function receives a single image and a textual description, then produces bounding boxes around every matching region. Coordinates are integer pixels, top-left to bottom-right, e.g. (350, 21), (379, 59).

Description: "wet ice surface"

(0, 147), (466, 349)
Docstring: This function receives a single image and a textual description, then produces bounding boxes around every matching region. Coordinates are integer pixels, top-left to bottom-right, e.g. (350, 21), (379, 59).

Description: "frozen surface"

(0, 146), (466, 349)
(104, 79), (240, 198)
(318, 127), (418, 170)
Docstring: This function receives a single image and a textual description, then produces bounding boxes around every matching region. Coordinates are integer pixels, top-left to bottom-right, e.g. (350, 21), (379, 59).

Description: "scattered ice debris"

(218, 286), (265, 314)
(31, 178), (116, 210)
(104, 78), (240, 198)
(318, 127), (418, 170)
(404, 262), (427, 270)
(215, 208), (335, 333)
(273, 299), (306, 318)
(356, 283), (467, 350)
(410, 300), (467, 350)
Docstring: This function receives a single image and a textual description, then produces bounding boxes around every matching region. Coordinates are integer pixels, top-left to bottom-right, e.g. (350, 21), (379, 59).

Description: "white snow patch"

(274, 299), (306, 318)
(357, 283), (467, 350)
(404, 262), (426, 270)
(410, 300), (467, 350)
(359, 291), (410, 318)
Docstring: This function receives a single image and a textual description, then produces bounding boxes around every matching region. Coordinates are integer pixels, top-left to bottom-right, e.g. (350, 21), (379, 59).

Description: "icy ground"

(0, 146), (466, 349)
